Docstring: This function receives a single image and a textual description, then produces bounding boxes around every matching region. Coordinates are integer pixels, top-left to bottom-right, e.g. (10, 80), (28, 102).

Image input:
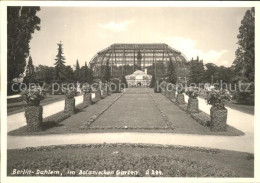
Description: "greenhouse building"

(89, 43), (190, 83)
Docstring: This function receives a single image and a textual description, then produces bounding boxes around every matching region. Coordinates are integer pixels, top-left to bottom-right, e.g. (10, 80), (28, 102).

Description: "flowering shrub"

(186, 87), (200, 99)
(206, 89), (232, 109)
(81, 85), (92, 93)
(64, 88), (75, 99)
(21, 87), (45, 104)
(176, 86), (185, 94)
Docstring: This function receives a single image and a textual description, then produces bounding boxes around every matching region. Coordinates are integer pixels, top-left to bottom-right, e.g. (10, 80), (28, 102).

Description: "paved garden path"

(7, 88), (254, 153)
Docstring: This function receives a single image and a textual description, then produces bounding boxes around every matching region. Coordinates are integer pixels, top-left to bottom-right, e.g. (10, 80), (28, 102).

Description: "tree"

(232, 7), (255, 105)
(204, 63), (218, 83)
(74, 59), (80, 82)
(87, 65), (94, 84)
(102, 60), (111, 82)
(64, 66), (74, 83)
(188, 58), (204, 84)
(78, 62), (89, 83)
(23, 56), (35, 85)
(217, 66), (234, 84)
(232, 7), (255, 83)
(35, 65), (55, 83)
(167, 59), (177, 84)
(7, 6), (41, 82)
(54, 41), (66, 82)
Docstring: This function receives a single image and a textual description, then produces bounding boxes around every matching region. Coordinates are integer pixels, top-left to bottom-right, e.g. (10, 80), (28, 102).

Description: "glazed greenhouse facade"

(89, 43), (190, 82)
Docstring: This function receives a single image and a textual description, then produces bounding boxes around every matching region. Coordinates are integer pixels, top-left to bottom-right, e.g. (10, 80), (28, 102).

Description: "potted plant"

(64, 87), (76, 115)
(21, 87), (46, 131)
(186, 87), (200, 113)
(176, 86), (185, 104)
(166, 83), (175, 100)
(161, 80), (167, 96)
(206, 89), (231, 131)
(101, 82), (108, 99)
(82, 84), (92, 106)
(91, 82), (101, 102)
(107, 81), (112, 95)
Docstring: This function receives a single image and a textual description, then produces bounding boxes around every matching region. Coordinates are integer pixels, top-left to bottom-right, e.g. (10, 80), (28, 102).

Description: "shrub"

(235, 82), (254, 105)
(64, 88), (75, 99)
(206, 89), (231, 109)
(176, 86), (185, 94)
(81, 84), (92, 93)
(186, 87), (199, 99)
(21, 87), (46, 106)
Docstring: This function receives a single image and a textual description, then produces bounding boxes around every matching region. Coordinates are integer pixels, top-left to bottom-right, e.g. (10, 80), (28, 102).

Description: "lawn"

(92, 93), (168, 128)
(7, 143), (254, 177)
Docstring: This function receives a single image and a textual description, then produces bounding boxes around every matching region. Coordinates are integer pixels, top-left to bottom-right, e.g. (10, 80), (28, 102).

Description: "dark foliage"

(54, 42), (66, 82)
(23, 56), (36, 85)
(7, 6), (41, 82)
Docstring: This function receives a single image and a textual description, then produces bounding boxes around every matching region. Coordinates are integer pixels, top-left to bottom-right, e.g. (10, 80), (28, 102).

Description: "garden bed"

(7, 143), (254, 177)
(9, 89), (244, 136)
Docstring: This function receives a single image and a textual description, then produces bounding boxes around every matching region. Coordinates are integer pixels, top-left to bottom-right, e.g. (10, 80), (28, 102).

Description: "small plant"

(186, 87), (200, 99)
(21, 87), (46, 105)
(206, 89), (232, 109)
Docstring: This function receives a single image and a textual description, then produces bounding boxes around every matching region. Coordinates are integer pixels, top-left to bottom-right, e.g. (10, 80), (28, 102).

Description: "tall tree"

(232, 7), (255, 83)
(54, 41), (66, 82)
(103, 60), (111, 82)
(204, 63), (218, 83)
(87, 65), (94, 84)
(7, 6), (41, 82)
(78, 62), (89, 83)
(23, 56), (35, 85)
(167, 59), (177, 84)
(64, 66), (74, 83)
(83, 62), (89, 83)
(232, 8), (254, 105)
(188, 57), (204, 84)
(74, 59), (80, 82)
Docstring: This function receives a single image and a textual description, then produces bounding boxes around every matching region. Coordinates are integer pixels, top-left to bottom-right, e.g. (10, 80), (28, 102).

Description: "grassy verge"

(7, 143), (254, 177)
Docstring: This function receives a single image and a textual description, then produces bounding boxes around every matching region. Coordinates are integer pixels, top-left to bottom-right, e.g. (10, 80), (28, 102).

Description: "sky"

(29, 7), (249, 69)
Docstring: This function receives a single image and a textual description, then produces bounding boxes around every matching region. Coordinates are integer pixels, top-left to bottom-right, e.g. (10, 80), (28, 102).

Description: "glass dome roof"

(89, 43), (189, 80)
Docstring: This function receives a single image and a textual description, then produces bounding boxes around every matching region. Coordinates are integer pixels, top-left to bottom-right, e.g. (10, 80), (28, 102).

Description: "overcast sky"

(29, 7), (248, 69)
